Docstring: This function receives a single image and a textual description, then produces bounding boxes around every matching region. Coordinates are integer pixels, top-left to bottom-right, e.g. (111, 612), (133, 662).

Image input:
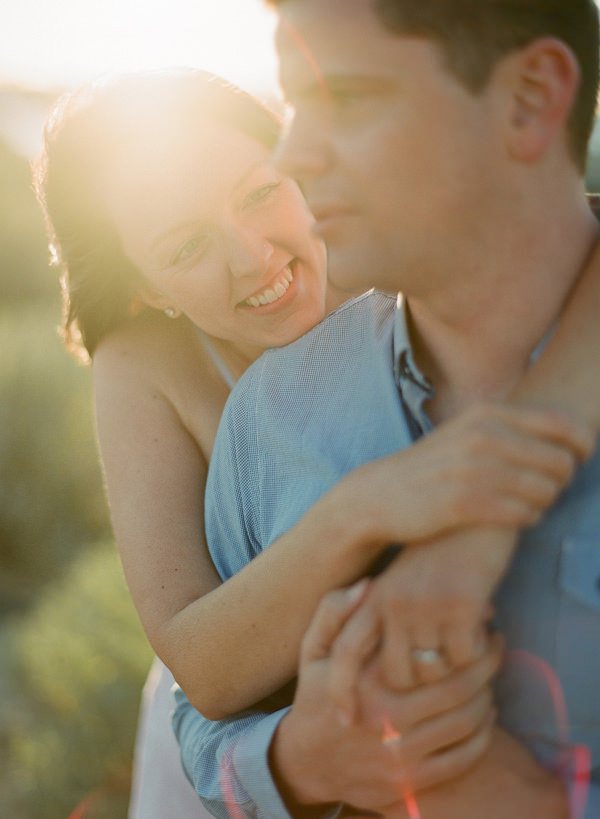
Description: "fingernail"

(346, 578), (368, 605)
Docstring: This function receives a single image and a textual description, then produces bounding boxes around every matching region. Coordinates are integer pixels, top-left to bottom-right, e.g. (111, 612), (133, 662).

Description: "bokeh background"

(1, 2), (600, 817)
(0, 1), (278, 816)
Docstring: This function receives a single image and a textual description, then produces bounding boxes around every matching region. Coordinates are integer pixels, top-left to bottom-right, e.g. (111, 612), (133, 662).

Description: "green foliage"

(0, 137), (55, 305)
(0, 304), (110, 612)
(0, 541), (153, 818)
(0, 128), (150, 818)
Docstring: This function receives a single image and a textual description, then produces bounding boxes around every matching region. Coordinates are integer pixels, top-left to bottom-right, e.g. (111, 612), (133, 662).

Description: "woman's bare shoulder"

(93, 313), (205, 379)
(92, 313), (229, 452)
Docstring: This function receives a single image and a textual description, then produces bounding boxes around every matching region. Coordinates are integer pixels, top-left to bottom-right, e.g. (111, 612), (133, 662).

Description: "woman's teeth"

(244, 266), (294, 308)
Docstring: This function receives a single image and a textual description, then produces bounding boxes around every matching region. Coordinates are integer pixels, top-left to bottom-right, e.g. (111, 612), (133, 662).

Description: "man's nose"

(274, 109), (332, 181)
(226, 228), (274, 279)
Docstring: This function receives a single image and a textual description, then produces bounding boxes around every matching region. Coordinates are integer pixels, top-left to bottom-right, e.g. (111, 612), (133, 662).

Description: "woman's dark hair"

(33, 69), (282, 360)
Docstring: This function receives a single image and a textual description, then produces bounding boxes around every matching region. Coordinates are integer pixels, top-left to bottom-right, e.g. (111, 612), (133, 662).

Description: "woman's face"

(102, 121), (328, 354)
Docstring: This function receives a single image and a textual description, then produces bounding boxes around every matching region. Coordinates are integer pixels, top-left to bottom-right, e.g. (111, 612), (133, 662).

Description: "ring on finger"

(411, 647), (444, 665)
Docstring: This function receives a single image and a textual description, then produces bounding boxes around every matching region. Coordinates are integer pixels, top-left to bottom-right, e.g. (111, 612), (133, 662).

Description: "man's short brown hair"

(270, 0), (600, 172)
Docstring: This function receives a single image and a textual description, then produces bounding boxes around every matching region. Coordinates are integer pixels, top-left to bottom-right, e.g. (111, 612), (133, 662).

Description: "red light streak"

(507, 649), (591, 819)
(219, 750), (246, 819)
(381, 717), (422, 819)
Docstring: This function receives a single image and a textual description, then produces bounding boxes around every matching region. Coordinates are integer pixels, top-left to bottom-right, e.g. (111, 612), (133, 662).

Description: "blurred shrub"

(0, 137), (54, 304)
(0, 540), (153, 818)
(0, 304), (109, 612)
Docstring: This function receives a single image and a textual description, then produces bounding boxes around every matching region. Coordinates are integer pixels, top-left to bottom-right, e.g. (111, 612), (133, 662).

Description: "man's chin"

(325, 242), (382, 294)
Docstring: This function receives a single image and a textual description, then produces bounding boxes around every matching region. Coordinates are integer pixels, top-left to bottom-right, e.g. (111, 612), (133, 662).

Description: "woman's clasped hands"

(272, 581), (504, 815)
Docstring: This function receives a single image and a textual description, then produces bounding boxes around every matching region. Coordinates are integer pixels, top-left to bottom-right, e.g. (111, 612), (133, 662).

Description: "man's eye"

(328, 89), (362, 109)
(243, 182), (281, 209)
(171, 235), (208, 266)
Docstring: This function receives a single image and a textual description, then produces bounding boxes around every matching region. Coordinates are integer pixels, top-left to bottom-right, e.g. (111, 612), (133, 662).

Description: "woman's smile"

(239, 262), (294, 309)
(103, 123), (328, 353)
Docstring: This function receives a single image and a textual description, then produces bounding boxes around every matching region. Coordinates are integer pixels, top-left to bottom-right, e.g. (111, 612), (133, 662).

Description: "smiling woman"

(37, 71), (327, 361)
(33, 67), (340, 818)
(99, 114), (327, 353)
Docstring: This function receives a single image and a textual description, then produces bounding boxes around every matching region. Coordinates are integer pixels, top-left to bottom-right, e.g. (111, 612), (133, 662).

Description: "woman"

(35, 70), (600, 817)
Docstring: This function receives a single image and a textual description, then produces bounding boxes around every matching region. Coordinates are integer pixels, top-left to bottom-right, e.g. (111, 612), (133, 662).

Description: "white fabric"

(129, 657), (213, 818)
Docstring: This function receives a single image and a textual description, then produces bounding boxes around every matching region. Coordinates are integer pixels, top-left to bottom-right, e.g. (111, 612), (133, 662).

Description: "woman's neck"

(206, 335), (263, 384)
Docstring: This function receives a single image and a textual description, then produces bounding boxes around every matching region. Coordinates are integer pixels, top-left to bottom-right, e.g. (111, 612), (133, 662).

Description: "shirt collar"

(393, 292), (433, 393)
(392, 293), (434, 435)
(392, 291), (556, 422)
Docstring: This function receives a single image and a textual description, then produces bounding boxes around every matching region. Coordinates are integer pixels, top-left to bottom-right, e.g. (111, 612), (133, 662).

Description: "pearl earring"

(164, 307), (178, 319)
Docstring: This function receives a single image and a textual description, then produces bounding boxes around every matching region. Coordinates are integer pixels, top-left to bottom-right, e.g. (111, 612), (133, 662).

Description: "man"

(173, 1), (600, 816)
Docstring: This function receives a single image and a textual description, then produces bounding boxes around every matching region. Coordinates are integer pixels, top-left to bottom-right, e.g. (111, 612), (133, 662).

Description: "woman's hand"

(271, 584), (502, 815)
(352, 402), (594, 547)
(329, 528), (513, 719)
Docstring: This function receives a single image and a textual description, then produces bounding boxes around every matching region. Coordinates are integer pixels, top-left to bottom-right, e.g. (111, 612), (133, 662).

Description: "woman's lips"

(238, 263), (295, 309)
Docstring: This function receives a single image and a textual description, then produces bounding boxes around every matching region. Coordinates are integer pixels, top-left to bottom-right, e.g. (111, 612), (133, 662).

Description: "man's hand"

(270, 584), (502, 815)
(381, 728), (568, 819)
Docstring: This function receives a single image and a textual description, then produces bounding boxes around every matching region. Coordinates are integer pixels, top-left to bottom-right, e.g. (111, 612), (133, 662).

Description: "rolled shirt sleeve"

(173, 361), (296, 818)
(172, 686), (292, 819)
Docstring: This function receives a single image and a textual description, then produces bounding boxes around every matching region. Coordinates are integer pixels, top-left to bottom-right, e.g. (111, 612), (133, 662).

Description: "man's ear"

(503, 37), (580, 164)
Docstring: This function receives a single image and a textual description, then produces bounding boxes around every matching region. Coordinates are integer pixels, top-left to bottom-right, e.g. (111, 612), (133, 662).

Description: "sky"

(0, 0), (280, 96)
(2, 0), (599, 96)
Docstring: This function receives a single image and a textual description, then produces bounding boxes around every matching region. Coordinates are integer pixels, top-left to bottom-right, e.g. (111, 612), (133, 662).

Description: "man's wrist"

(270, 712), (320, 808)
(269, 711), (341, 816)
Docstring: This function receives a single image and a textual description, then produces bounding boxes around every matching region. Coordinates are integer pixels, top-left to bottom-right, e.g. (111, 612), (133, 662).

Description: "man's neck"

(407, 195), (599, 424)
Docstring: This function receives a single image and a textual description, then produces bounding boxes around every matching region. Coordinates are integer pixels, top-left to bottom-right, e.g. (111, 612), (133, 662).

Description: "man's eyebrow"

(284, 73), (395, 100)
(325, 74), (395, 92)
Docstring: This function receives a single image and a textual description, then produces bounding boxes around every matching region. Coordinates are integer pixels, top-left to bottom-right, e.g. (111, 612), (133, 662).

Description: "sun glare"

(0, 0), (279, 96)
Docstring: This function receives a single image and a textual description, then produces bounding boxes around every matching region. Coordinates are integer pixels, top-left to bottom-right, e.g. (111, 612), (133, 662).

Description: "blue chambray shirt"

(173, 290), (600, 818)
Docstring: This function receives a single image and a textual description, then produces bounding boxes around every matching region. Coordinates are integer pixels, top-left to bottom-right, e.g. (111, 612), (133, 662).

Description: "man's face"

(275, 0), (503, 295)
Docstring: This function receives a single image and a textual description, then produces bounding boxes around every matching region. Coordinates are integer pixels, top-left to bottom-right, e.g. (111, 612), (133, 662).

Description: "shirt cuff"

(232, 709), (343, 819)
(232, 709), (292, 819)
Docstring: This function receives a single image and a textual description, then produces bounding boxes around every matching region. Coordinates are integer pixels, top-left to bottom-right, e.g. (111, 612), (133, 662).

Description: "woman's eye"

(243, 182), (281, 209)
(171, 235), (208, 266)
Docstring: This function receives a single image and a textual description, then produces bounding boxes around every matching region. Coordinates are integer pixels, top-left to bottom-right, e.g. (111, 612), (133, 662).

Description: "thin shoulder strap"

(196, 330), (237, 390)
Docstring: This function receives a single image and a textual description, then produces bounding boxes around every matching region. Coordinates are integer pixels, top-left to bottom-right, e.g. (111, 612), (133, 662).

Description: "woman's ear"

(504, 37), (580, 164)
(128, 293), (147, 317)
(135, 283), (178, 315)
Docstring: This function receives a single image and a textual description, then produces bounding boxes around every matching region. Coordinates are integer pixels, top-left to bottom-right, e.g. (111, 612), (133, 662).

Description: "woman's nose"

(227, 229), (274, 279)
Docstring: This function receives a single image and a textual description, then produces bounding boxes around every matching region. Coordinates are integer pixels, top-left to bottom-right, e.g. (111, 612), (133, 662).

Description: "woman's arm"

(94, 314), (580, 719)
(332, 237), (600, 696)
(93, 317), (385, 717)
(510, 236), (600, 423)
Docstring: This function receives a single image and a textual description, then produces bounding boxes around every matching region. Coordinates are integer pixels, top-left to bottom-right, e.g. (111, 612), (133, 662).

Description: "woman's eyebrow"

(149, 221), (205, 254)
(230, 160), (269, 196)
(147, 162), (269, 253)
